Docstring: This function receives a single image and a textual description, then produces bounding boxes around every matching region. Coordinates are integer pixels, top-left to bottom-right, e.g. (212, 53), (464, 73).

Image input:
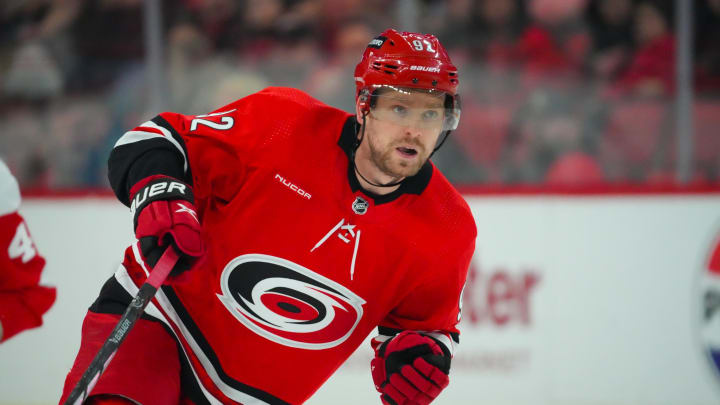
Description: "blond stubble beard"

(367, 137), (427, 180)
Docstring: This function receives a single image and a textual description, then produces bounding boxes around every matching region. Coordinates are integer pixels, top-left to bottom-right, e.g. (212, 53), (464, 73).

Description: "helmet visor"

(368, 86), (460, 131)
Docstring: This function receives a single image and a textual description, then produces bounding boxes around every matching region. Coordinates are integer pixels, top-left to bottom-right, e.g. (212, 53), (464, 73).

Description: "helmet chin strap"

(352, 112), (405, 189)
(428, 129), (451, 159)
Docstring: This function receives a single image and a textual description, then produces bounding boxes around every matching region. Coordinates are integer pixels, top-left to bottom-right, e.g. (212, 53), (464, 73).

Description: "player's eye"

(421, 110), (440, 121)
(391, 105), (408, 116)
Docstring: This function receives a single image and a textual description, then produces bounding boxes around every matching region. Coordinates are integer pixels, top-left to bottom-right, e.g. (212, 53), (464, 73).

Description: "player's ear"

(355, 97), (365, 124)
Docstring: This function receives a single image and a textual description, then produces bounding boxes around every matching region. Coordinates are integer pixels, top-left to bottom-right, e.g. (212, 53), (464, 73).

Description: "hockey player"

(60, 29), (476, 405)
(0, 160), (56, 343)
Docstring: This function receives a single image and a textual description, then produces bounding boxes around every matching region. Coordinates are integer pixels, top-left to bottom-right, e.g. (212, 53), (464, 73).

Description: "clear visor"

(367, 86), (460, 131)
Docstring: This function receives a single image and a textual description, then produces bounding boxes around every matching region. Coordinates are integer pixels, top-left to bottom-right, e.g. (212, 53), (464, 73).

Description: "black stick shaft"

(62, 248), (179, 405)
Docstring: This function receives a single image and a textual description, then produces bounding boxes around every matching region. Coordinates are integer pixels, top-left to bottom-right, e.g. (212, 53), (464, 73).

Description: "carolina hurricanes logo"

(217, 254), (366, 350)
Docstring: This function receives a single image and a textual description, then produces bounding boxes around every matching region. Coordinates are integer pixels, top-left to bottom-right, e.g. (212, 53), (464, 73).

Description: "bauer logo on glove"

(129, 179), (191, 218)
(130, 176), (206, 280)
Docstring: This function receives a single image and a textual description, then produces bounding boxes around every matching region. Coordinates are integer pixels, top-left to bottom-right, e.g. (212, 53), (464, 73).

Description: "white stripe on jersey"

(127, 243), (275, 405)
(424, 331), (455, 356)
(372, 330), (456, 357)
(0, 159), (21, 216)
(114, 120), (189, 173)
(371, 335), (392, 345)
(113, 263), (225, 405)
(113, 130), (164, 146)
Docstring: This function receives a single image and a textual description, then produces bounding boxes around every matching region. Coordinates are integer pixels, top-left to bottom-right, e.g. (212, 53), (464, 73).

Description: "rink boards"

(1, 193), (719, 405)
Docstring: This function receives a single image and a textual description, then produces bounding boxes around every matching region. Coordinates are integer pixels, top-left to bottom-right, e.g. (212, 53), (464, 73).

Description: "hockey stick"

(62, 247), (180, 405)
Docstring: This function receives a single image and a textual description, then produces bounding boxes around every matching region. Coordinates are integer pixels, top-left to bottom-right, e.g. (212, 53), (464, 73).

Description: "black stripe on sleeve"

(152, 115), (189, 156)
(108, 140), (186, 206)
(108, 115), (191, 206)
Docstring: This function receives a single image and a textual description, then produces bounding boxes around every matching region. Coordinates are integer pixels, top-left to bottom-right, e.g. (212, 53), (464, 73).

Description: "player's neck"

(353, 149), (403, 196)
(355, 172), (402, 195)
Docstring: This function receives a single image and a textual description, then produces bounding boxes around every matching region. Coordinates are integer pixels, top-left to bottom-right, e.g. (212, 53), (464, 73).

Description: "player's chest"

(200, 163), (422, 296)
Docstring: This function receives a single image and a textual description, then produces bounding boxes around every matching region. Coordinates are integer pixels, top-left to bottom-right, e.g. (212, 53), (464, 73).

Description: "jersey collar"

(337, 116), (433, 205)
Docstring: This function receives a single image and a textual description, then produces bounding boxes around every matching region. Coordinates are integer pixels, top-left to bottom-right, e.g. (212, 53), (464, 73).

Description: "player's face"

(358, 89), (445, 181)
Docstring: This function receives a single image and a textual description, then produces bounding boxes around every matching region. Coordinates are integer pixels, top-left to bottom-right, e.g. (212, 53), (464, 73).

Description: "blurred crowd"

(0, 0), (719, 189)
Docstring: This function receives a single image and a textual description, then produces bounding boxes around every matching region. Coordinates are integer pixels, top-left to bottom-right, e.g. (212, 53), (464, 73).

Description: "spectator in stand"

(320, 0), (391, 28)
(233, 0), (285, 59)
(260, 20), (322, 88)
(0, 102), (49, 189)
(695, 0), (720, 94)
(45, 95), (111, 187)
(0, 0), (81, 100)
(545, 151), (604, 185)
(469, 0), (526, 68)
(611, 0), (675, 98)
(165, 16), (269, 112)
(433, 0), (474, 60)
(3, 42), (64, 100)
(68, 0), (179, 91)
(175, 0), (243, 52)
(515, 0), (591, 88)
(585, 0), (635, 82)
(502, 90), (604, 184)
(304, 18), (373, 111)
(463, 0), (527, 104)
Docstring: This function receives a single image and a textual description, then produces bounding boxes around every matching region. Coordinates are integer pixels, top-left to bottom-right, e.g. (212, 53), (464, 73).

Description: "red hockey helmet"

(354, 29), (461, 130)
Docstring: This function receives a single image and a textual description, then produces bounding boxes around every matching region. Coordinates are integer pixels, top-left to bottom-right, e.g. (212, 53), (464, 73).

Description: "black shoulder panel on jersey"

(108, 115), (191, 206)
(109, 141), (186, 206)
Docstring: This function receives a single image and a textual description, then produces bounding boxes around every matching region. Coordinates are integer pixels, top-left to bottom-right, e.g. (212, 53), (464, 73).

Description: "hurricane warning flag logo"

(700, 233), (720, 382)
(217, 254), (366, 350)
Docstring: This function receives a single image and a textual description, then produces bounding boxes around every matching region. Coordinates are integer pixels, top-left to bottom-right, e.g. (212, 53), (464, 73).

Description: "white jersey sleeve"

(0, 160), (21, 216)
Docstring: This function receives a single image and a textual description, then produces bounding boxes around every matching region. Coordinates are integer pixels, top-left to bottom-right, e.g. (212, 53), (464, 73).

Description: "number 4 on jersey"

(8, 221), (37, 264)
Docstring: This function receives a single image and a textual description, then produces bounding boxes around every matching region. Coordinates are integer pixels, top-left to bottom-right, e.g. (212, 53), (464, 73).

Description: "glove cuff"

(377, 331), (451, 358)
(378, 331), (452, 376)
(130, 176), (194, 228)
(423, 333), (452, 358)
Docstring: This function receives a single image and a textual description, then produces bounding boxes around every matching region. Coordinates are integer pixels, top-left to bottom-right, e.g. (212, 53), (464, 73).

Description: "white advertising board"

(1, 195), (719, 405)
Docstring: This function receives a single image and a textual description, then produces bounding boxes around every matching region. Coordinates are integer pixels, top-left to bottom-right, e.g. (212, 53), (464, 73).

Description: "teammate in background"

(0, 160), (56, 343)
(60, 29), (475, 405)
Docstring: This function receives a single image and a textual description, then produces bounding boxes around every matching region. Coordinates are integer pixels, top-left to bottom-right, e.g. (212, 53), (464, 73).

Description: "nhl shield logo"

(352, 196), (368, 215)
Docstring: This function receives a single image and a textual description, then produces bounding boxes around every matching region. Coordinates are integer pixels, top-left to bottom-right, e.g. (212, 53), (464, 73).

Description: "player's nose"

(402, 124), (423, 139)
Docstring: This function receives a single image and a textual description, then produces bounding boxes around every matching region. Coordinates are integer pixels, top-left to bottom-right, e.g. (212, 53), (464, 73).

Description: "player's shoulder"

(160, 87), (346, 131)
(0, 160), (21, 216)
(229, 87), (345, 117)
(252, 86), (323, 105)
(231, 87), (352, 146)
(418, 165), (477, 241)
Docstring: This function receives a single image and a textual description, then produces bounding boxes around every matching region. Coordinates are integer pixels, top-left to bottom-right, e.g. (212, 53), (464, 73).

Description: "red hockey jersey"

(0, 160), (55, 342)
(106, 87), (476, 404)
